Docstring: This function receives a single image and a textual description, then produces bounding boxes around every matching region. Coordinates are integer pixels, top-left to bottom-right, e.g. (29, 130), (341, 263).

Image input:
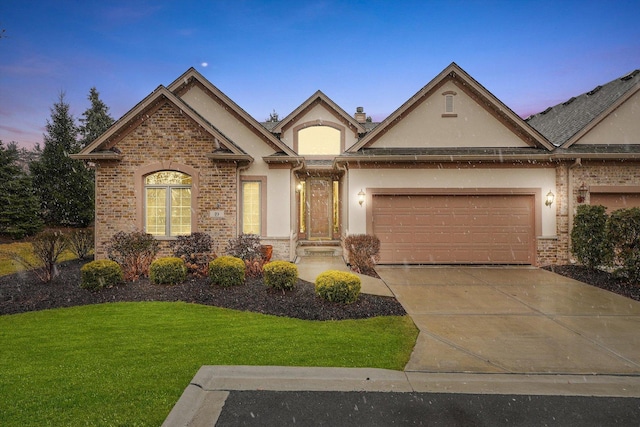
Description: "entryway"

(297, 177), (340, 241)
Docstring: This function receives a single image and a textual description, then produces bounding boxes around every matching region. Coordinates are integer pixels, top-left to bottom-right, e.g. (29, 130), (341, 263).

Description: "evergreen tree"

(30, 93), (94, 226)
(0, 141), (43, 238)
(79, 87), (114, 148)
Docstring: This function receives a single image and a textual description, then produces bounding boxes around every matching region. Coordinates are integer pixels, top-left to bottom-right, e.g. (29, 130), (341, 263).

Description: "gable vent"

(587, 85), (602, 95)
(621, 70), (640, 81)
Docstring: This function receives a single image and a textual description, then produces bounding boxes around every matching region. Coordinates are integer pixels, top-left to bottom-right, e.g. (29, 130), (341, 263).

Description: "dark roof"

(526, 69), (640, 146)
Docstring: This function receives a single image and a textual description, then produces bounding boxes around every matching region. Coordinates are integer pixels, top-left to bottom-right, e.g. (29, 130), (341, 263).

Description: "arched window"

(297, 125), (341, 155)
(144, 171), (192, 236)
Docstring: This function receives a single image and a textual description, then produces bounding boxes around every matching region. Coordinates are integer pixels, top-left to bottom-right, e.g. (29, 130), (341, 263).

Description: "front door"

(308, 178), (332, 239)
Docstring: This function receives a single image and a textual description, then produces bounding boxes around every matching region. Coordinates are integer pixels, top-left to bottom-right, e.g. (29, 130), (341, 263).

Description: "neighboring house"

(73, 63), (640, 266)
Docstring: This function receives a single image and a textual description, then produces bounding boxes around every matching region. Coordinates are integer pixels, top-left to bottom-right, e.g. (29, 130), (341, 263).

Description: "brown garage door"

(372, 194), (535, 264)
(590, 193), (640, 211)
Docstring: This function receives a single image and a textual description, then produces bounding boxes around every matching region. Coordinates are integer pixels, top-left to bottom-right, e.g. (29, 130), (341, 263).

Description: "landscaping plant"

(106, 230), (159, 281)
(209, 255), (245, 287)
(226, 233), (266, 277)
(344, 234), (380, 275)
(67, 228), (94, 260)
(263, 261), (298, 291)
(80, 259), (123, 290)
(5, 230), (68, 282)
(149, 257), (187, 285)
(607, 207), (640, 283)
(571, 205), (613, 269)
(169, 232), (214, 276)
(315, 270), (362, 304)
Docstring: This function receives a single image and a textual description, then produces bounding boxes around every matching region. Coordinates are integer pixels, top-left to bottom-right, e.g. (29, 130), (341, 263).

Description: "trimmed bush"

(315, 270), (361, 304)
(344, 234), (380, 274)
(150, 257), (187, 285)
(263, 261), (298, 291)
(106, 231), (159, 281)
(80, 260), (123, 291)
(209, 256), (245, 287)
(608, 207), (640, 283)
(571, 205), (612, 269)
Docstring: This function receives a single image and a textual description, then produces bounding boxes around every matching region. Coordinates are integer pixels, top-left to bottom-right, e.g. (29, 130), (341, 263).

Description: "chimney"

(354, 106), (366, 123)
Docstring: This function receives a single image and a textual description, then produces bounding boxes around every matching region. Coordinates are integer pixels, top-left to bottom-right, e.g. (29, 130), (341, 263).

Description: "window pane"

(170, 188), (191, 236)
(146, 188), (166, 236)
(145, 171), (192, 185)
(242, 182), (261, 235)
(298, 126), (341, 155)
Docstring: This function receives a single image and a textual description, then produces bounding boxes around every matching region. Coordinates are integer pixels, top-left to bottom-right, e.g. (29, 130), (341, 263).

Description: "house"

(73, 63), (640, 266)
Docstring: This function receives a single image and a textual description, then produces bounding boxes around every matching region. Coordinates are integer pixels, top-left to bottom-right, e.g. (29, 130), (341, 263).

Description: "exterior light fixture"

(358, 189), (366, 206)
(577, 183), (588, 204)
(545, 190), (555, 207)
(296, 183), (303, 192)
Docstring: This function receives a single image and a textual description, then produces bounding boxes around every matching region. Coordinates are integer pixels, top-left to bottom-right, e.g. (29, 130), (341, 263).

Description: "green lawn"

(0, 302), (418, 426)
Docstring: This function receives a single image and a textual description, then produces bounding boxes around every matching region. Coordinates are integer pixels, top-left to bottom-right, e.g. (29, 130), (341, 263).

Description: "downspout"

(567, 158), (582, 263)
(335, 161), (349, 263)
(290, 161), (305, 262)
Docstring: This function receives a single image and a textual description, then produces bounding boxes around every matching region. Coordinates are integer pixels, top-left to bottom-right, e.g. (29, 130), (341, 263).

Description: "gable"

(279, 101), (360, 153)
(570, 88), (640, 146)
(366, 80), (532, 149)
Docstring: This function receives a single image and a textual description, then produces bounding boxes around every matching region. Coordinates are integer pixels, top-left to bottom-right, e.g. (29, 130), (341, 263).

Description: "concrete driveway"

(375, 266), (640, 375)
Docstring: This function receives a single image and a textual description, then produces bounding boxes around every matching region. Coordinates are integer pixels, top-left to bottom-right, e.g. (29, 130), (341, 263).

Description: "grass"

(0, 241), (76, 277)
(0, 302), (418, 426)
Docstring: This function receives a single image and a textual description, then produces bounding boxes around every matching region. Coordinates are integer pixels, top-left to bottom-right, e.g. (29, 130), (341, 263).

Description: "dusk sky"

(1, 0), (639, 149)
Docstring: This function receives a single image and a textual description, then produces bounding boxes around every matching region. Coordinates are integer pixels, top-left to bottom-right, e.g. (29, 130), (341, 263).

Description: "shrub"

(106, 231), (159, 281)
(5, 230), (69, 283)
(607, 207), (640, 283)
(169, 232), (214, 276)
(571, 205), (613, 269)
(263, 261), (298, 291)
(344, 234), (381, 274)
(209, 256), (245, 287)
(80, 260), (123, 290)
(226, 234), (262, 261)
(315, 270), (361, 304)
(68, 228), (94, 260)
(150, 257), (187, 285)
(245, 258), (266, 278)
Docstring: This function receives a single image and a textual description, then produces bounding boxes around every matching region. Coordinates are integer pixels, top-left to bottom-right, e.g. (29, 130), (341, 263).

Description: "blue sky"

(1, 0), (639, 149)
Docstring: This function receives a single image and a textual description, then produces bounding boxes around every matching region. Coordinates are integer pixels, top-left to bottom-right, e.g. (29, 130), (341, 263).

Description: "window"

(144, 171), (192, 237)
(242, 181), (262, 234)
(297, 125), (341, 155)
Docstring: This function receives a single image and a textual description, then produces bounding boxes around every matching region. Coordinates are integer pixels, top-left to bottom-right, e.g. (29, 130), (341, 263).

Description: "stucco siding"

(575, 91), (640, 145)
(367, 81), (531, 149)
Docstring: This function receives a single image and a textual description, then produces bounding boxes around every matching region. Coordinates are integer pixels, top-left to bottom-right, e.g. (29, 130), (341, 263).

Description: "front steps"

(296, 240), (343, 258)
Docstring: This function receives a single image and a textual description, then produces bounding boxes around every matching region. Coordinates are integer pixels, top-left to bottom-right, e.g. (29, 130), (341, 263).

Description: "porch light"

(545, 190), (555, 207)
(296, 183), (303, 192)
(577, 183), (588, 204)
(358, 189), (366, 206)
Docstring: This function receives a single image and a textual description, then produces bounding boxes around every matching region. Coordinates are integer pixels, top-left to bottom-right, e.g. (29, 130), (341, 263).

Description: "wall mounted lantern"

(545, 190), (555, 207)
(357, 189), (366, 206)
(577, 183), (588, 204)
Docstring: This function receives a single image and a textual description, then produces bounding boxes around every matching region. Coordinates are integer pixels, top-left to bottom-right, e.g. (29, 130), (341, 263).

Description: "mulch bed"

(542, 264), (640, 302)
(0, 259), (406, 320)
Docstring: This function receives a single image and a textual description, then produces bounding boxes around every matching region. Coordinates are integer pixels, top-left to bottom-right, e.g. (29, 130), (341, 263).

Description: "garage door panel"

(372, 194), (534, 264)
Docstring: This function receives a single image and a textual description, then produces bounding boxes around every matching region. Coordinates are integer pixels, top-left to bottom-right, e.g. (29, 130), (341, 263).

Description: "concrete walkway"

(164, 259), (640, 425)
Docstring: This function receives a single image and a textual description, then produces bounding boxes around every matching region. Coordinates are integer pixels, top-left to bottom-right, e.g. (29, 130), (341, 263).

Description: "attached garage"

(372, 193), (535, 265)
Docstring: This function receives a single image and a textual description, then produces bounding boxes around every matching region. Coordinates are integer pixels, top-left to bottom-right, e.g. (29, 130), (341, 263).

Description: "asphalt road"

(215, 391), (640, 426)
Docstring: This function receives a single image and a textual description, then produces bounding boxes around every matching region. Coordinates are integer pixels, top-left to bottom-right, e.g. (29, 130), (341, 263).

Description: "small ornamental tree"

(571, 205), (613, 269)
